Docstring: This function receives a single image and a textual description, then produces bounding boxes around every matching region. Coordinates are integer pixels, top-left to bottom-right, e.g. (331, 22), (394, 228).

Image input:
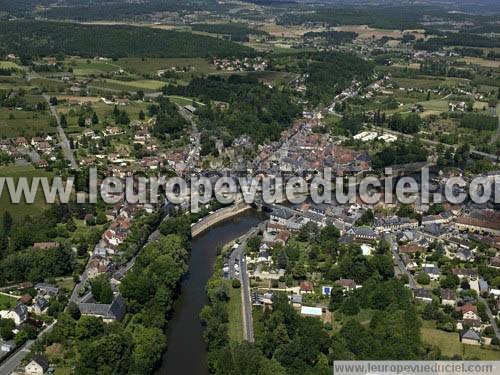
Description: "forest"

(191, 23), (268, 42)
(39, 0), (221, 21)
(303, 31), (358, 45)
(152, 97), (190, 138)
(415, 33), (500, 50)
(292, 52), (373, 105)
(372, 139), (429, 169)
(0, 21), (255, 59)
(165, 75), (301, 145)
(277, 6), (428, 30)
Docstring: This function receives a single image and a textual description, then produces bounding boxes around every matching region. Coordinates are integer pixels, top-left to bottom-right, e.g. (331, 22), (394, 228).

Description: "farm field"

(460, 57), (500, 69)
(0, 165), (53, 221)
(0, 61), (24, 70)
(393, 77), (470, 90)
(30, 77), (70, 92)
(71, 60), (120, 76)
(0, 107), (53, 138)
(115, 57), (216, 76)
(88, 78), (165, 92)
(333, 25), (426, 40)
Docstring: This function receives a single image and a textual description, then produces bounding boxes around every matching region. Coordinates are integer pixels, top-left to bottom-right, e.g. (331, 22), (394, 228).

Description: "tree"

(90, 274), (113, 304)
(328, 284), (345, 311)
(2, 211), (13, 235)
(129, 325), (166, 373)
(416, 272), (431, 285)
(439, 275), (459, 289)
(232, 279), (241, 289)
(78, 116), (86, 127)
(356, 209), (374, 226)
(139, 110), (145, 120)
(95, 212), (107, 225)
(67, 301), (81, 320)
(60, 114), (68, 128)
(341, 296), (360, 315)
(66, 218), (77, 232)
(92, 112), (99, 125)
(0, 319), (15, 340)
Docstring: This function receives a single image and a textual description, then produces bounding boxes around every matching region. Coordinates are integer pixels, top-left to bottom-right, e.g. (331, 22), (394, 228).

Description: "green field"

(225, 280), (243, 344)
(422, 322), (500, 359)
(0, 107), (54, 138)
(0, 165), (53, 221)
(394, 77), (470, 90)
(116, 57), (215, 76)
(30, 77), (70, 93)
(88, 78), (165, 92)
(57, 100), (150, 135)
(417, 99), (450, 115)
(72, 61), (119, 76)
(0, 293), (17, 310)
(105, 79), (165, 90)
(0, 61), (23, 70)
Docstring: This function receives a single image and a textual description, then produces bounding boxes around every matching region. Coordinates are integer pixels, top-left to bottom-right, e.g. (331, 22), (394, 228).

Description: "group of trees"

(0, 20), (254, 60)
(415, 32), (500, 51)
(152, 97), (189, 138)
(277, 6), (425, 30)
(330, 279), (425, 360)
(293, 52), (373, 106)
(0, 245), (74, 284)
(303, 31), (358, 45)
(166, 74), (301, 145)
(458, 113), (498, 132)
(372, 139), (428, 169)
(388, 113), (422, 134)
(191, 23), (268, 42)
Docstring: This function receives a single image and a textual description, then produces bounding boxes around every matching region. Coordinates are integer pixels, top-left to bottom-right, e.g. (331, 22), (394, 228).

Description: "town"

(0, 0), (499, 374)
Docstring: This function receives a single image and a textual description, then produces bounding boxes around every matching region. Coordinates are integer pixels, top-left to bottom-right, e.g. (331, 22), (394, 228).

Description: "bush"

(232, 279), (241, 289)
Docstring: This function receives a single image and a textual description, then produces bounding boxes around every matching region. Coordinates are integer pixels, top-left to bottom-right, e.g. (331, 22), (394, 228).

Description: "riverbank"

(191, 202), (251, 238)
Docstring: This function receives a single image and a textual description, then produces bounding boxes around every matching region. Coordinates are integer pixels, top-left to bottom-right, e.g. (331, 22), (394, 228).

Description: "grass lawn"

(55, 277), (76, 293)
(463, 345), (500, 360)
(419, 99), (449, 112)
(421, 326), (462, 357)
(0, 165), (53, 221)
(0, 293), (18, 310)
(0, 107), (54, 138)
(422, 321), (500, 359)
(225, 280), (244, 344)
(54, 368), (72, 375)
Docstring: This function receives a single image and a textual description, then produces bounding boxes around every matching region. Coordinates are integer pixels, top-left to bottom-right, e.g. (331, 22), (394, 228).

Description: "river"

(156, 209), (266, 375)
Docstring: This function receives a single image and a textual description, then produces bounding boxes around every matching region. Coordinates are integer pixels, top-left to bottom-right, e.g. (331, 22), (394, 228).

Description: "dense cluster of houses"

(0, 136), (56, 168)
(212, 57), (268, 72)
